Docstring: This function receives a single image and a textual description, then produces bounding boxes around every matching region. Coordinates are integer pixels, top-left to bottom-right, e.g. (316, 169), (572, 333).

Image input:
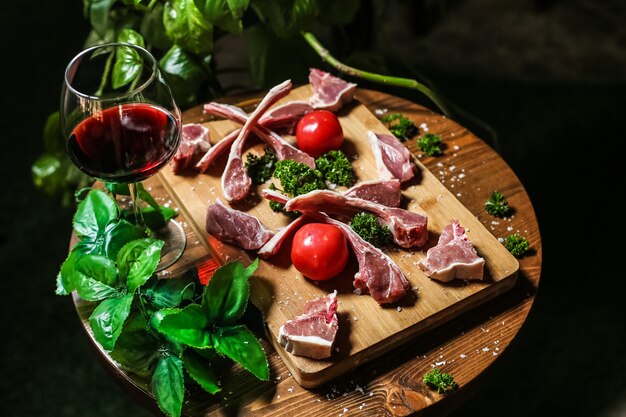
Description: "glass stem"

(129, 182), (146, 231)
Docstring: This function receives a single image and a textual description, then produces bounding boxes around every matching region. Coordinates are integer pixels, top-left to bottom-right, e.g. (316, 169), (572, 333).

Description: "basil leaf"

(252, 0), (318, 38)
(73, 189), (119, 240)
(104, 219), (147, 260)
(76, 254), (118, 286)
(203, 259), (258, 326)
(89, 293), (134, 351)
(182, 349), (220, 394)
(194, 0), (243, 33)
(226, 0), (248, 18)
(156, 304), (211, 348)
(164, 0), (214, 55)
(117, 238), (164, 292)
(110, 312), (159, 376)
(75, 255), (120, 301)
(147, 279), (196, 309)
(159, 45), (207, 108)
(90, 0), (117, 37)
(112, 29), (145, 89)
(152, 355), (184, 417)
(140, 3), (172, 50)
(56, 247), (88, 294)
(212, 325), (269, 381)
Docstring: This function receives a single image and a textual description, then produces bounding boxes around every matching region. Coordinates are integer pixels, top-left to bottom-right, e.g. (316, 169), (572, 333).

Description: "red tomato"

(291, 223), (349, 281)
(295, 110), (344, 157)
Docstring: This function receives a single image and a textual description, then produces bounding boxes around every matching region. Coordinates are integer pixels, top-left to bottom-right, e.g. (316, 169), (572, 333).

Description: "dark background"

(1, 0), (625, 416)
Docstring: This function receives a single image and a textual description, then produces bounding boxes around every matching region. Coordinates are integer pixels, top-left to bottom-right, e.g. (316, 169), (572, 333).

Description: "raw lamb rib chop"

(285, 189), (429, 248)
(343, 178), (401, 207)
(171, 123), (211, 173)
(367, 131), (415, 183)
(419, 220), (485, 282)
(257, 215), (308, 259)
(222, 80), (292, 202)
(205, 199), (274, 250)
(262, 189), (410, 304)
(308, 68), (357, 112)
(278, 291), (339, 359)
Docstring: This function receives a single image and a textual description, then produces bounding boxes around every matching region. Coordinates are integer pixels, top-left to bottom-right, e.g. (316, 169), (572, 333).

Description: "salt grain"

(397, 306), (402, 312)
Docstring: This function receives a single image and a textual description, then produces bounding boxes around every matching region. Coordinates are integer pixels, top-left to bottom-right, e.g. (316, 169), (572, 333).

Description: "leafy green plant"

(350, 212), (392, 247)
(417, 133), (443, 157)
(423, 368), (458, 393)
(380, 113), (418, 141)
(315, 150), (356, 186)
(245, 147), (277, 184)
(57, 187), (269, 417)
(485, 190), (511, 217)
(34, 0), (450, 203)
(504, 233), (529, 257)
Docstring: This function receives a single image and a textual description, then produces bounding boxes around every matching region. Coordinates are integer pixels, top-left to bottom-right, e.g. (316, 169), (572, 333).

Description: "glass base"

(154, 219), (187, 272)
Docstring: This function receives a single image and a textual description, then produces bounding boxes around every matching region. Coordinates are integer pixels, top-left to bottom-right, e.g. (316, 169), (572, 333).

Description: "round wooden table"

(73, 89), (542, 416)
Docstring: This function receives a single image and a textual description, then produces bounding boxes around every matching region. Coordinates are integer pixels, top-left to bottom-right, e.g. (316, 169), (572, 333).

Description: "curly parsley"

(380, 113), (418, 141)
(504, 233), (529, 257)
(417, 133), (443, 157)
(485, 191), (511, 217)
(423, 368), (458, 393)
(245, 147), (277, 184)
(350, 213), (392, 247)
(315, 150), (356, 186)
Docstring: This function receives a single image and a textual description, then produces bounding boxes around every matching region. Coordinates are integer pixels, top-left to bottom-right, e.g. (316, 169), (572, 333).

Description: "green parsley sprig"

(245, 148), (277, 184)
(485, 191), (512, 217)
(350, 213), (392, 247)
(423, 368), (458, 393)
(417, 133), (443, 156)
(380, 113), (418, 141)
(315, 150), (356, 186)
(504, 233), (530, 257)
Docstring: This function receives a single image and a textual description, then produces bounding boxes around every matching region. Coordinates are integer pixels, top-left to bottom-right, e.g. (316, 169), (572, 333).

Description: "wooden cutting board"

(157, 85), (519, 388)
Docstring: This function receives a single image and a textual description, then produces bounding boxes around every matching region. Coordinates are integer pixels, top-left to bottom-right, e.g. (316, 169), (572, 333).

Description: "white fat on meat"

(308, 68), (357, 112)
(278, 291), (338, 359)
(367, 131), (415, 183)
(171, 123), (211, 173)
(343, 178), (401, 207)
(205, 199), (274, 250)
(261, 188), (410, 304)
(222, 80), (293, 202)
(259, 100), (313, 133)
(257, 215), (308, 259)
(285, 189), (429, 248)
(419, 220), (485, 282)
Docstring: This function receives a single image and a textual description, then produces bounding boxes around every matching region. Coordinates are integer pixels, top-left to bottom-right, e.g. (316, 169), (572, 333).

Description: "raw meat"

(171, 123), (211, 173)
(343, 178), (401, 207)
(367, 131), (415, 183)
(259, 100), (313, 133)
(285, 190), (429, 248)
(278, 291), (339, 359)
(203, 101), (315, 169)
(195, 128), (240, 173)
(419, 220), (485, 282)
(261, 189), (410, 304)
(222, 80), (292, 202)
(308, 68), (357, 112)
(205, 199), (274, 250)
(257, 215), (308, 259)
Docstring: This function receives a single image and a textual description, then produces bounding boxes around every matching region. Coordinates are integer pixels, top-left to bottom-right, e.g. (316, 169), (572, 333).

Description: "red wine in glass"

(68, 103), (179, 183)
(61, 43), (186, 271)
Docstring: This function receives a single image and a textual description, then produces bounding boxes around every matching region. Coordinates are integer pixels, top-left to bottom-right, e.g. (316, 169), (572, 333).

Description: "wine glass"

(61, 42), (186, 271)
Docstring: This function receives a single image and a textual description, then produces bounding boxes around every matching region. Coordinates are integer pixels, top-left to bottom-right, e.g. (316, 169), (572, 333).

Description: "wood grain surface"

(156, 85), (519, 387)
(73, 88), (542, 416)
